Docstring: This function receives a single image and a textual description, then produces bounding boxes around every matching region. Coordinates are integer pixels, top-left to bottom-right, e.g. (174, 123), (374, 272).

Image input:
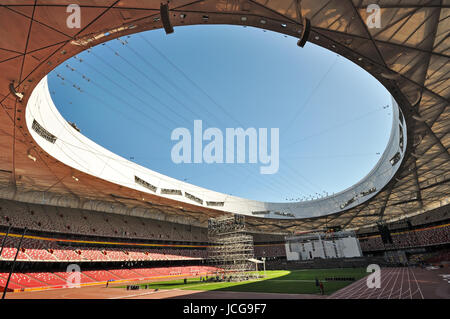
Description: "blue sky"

(48, 25), (392, 202)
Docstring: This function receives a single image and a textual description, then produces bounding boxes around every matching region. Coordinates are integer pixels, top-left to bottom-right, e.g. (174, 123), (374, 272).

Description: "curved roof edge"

(25, 76), (406, 219)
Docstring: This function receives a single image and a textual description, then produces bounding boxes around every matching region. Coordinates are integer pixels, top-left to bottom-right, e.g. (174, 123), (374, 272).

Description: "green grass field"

(117, 268), (368, 295)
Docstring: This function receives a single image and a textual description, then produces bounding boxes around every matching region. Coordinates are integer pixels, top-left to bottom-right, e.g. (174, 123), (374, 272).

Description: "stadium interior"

(0, 0), (448, 300)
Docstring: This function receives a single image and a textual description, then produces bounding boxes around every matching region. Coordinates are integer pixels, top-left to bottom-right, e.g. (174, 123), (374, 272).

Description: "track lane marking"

(410, 268), (424, 299)
(387, 267), (401, 299)
(407, 267), (412, 299)
(375, 268), (396, 299)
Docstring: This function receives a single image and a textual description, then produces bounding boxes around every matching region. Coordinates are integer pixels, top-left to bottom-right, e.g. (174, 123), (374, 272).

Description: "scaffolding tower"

(207, 215), (256, 282)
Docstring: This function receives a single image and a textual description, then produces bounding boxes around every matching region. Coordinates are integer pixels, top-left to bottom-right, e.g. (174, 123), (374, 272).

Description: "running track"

(4, 267), (449, 299)
(329, 267), (449, 299)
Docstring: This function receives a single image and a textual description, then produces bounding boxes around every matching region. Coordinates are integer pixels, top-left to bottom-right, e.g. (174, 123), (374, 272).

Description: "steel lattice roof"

(0, 0), (448, 233)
